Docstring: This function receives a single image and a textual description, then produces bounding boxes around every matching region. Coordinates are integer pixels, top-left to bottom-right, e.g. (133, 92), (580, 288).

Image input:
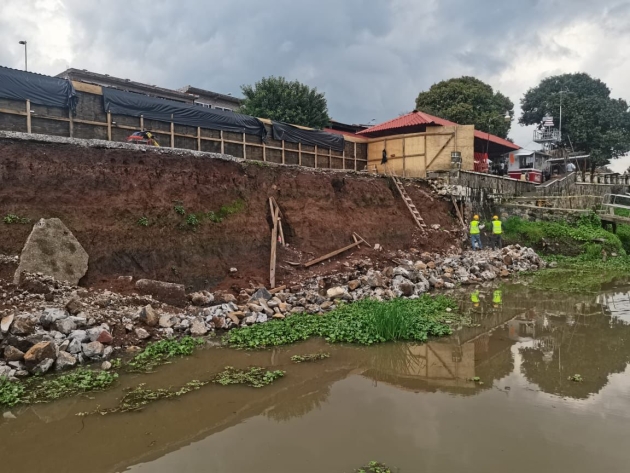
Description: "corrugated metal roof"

(358, 110), (520, 150)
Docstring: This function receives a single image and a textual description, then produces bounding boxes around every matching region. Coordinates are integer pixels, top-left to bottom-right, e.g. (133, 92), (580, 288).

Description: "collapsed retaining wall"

(0, 133), (458, 290)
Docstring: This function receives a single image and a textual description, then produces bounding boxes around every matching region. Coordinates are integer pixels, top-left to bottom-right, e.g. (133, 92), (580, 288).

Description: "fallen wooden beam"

(270, 285), (287, 294)
(269, 201), (280, 288)
(303, 240), (362, 268)
(353, 232), (371, 247)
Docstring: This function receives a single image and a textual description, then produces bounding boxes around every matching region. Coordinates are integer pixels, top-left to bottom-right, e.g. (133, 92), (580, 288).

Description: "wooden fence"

(0, 82), (369, 171)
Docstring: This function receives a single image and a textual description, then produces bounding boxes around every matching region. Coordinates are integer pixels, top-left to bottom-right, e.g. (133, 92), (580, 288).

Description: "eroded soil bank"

(0, 138), (456, 290)
(3, 279), (630, 472)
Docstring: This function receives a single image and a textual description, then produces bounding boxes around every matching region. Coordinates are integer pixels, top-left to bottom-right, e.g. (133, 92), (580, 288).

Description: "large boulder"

(139, 305), (159, 327)
(136, 279), (187, 306)
(14, 218), (88, 286)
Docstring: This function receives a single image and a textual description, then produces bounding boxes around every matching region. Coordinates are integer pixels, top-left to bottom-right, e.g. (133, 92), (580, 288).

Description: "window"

(194, 102), (211, 108)
(215, 107), (232, 112)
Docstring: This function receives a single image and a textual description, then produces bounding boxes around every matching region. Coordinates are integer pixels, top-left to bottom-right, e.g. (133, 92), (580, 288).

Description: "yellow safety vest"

(470, 221), (480, 235)
(471, 291), (480, 303)
(493, 290), (502, 304)
(492, 220), (502, 235)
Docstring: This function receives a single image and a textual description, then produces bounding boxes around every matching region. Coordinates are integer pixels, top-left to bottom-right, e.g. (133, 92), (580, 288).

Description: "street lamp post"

(18, 41), (27, 72)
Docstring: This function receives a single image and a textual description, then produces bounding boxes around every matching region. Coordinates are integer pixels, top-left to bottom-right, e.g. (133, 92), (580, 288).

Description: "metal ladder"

(384, 165), (427, 233)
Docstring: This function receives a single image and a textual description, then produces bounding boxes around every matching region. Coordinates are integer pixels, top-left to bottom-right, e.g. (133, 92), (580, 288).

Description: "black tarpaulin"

(0, 66), (77, 112)
(102, 88), (266, 138)
(272, 122), (344, 152)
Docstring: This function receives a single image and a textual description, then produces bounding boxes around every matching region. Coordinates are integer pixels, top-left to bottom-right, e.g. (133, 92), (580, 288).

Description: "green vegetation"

(205, 199), (246, 224)
(291, 353), (330, 363)
(186, 213), (200, 227)
(0, 369), (118, 408)
(226, 296), (458, 348)
(137, 216), (149, 227)
(468, 376), (484, 385)
(212, 367), (285, 388)
(568, 374), (583, 383)
(174, 203), (186, 215)
(3, 214), (31, 224)
(503, 214), (626, 255)
(356, 461), (393, 473)
(80, 380), (208, 416)
(127, 337), (205, 372)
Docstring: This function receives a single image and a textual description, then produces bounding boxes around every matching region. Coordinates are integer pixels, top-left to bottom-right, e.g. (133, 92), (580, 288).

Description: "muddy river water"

(3, 279), (630, 472)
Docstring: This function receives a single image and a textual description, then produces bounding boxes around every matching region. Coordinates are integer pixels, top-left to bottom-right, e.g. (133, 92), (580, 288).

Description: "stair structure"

(385, 166), (427, 233)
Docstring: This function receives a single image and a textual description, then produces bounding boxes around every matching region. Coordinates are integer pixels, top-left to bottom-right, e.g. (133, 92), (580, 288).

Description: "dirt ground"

(0, 139), (460, 293)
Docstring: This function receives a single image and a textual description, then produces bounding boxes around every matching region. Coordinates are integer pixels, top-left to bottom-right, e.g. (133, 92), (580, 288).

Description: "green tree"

(239, 76), (330, 129)
(415, 76), (514, 138)
(520, 73), (630, 173)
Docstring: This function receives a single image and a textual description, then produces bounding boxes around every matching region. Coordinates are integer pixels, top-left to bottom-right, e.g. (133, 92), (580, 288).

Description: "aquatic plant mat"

(226, 296), (460, 348)
(126, 336), (206, 372)
(355, 461), (393, 473)
(0, 369), (118, 408)
(291, 353), (330, 363)
(78, 367), (285, 416)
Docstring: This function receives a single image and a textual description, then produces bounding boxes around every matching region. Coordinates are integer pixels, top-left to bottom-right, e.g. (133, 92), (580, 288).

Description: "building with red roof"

(351, 110), (520, 177)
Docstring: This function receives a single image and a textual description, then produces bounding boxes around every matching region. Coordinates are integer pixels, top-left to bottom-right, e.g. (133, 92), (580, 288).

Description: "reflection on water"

(4, 280), (630, 472)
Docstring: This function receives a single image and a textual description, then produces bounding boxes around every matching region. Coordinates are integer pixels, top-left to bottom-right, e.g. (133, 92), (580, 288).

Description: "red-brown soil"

(0, 139), (459, 292)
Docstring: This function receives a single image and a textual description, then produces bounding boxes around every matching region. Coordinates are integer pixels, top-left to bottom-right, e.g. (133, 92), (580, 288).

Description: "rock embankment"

(0, 245), (544, 380)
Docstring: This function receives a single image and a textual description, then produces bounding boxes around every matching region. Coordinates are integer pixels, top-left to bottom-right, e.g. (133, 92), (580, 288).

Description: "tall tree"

(520, 73), (630, 172)
(415, 76), (514, 138)
(239, 76), (330, 129)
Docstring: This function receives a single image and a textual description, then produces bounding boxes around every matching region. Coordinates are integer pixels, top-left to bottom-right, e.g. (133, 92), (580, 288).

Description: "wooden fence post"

(26, 100), (31, 133)
(220, 130), (224, 154)
(243, 133), (247, 160)
(354, 142), (357, 171)
(298, 142), (302, 166)
(263, 140), (267, 162)
(282, 140), (285, 164)
(106, 110), (112, 141)
(315, 145), (318, 168)
(140, 115), (144, 131)
(68, 108), (73, 138)
(197, 127), (201, 151)
(170, 114), (175, 148)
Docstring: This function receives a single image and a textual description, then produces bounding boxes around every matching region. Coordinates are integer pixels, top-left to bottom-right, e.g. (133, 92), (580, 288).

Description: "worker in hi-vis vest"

(491, 215), (503, 250)
(469, 215), (483, 251)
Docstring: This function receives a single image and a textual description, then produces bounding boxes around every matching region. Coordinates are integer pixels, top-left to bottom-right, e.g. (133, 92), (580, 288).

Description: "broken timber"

(303, 240), (363, 268)
(269, 198), (280, 288)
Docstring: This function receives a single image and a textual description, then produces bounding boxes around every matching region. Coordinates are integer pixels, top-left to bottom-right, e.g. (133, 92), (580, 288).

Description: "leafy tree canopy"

(520, 73), (630, 171)
(415, 76), (514, 139)
(239, 76), (330, 129)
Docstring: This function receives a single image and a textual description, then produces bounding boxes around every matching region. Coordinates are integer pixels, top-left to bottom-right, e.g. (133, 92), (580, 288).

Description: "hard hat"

(493, 215), (499, 220)
(473, 215), (480, 220)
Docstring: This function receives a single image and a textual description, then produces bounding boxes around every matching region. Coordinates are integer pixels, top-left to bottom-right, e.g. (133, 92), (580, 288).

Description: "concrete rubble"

(0, 245), (545, 381)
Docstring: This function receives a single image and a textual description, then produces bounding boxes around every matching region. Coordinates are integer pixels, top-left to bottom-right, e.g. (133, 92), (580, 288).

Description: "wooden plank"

(451, 196), (466, 230)
(220, 130), (224, 154)
(278, 217), (286, 246)
(270, 205), (280, 288)
(72, 81), (103, 95)
(170, 115), (175, 148)
(197, 127), (201, 151)
(314, 145), (318, 168)
(353, 232), (371, 247)
(354, 142), (357, 171)
(402, 137), (406, 177)
(0, 108), (27, 116)
(242, 133), (247, 160)
(263, 140), (267, 162)
(140, 115), (144, 130)
(303, 241), (362, 268)
(298, 142), (302, 166)
(106, 111), (112, 141)
(281, 140), (285, 164)
(425, 133), (455, 170)
(270, 285), (286, 294)
(26, 100), (31, 133)
(328, 147), (332, 169)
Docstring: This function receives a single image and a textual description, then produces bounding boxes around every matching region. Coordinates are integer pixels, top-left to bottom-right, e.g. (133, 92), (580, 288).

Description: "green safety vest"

(470, 221), (480, 235)
(492, 220), (502, 235)
(471, 291), (480, 303)
(493, 290), (502, 304)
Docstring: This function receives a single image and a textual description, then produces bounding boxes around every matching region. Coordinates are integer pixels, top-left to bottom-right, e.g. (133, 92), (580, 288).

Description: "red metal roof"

(358, 110), (520, 150)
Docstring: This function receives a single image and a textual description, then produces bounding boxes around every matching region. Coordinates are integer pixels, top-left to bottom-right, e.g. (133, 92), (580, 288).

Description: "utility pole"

(18, 41), (27, 71)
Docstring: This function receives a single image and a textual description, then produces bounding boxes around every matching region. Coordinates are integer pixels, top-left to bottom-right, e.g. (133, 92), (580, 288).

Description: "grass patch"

(225, 295), (459, 348)
(212, 367), (285, 388)
(174, 203), (186, 215)
(127, 337), (205, 373)
(137, 216), (149, 227)
(503, 214), (624, 255)
(3, 214), (31, 224)
(205, 199), (245, 224)
(291, 353), (330, 363)
(0, 369), (118, 408)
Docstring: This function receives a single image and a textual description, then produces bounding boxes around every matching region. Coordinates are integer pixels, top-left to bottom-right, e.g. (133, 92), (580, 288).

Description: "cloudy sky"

(2, 0), (630, 169)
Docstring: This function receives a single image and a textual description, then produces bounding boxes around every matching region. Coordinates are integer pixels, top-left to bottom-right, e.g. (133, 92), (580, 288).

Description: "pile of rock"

(0, 246), (545, 380)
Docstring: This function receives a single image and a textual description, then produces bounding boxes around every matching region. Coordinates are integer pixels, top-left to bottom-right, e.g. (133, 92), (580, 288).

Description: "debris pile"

(0, 245), (544, 380)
